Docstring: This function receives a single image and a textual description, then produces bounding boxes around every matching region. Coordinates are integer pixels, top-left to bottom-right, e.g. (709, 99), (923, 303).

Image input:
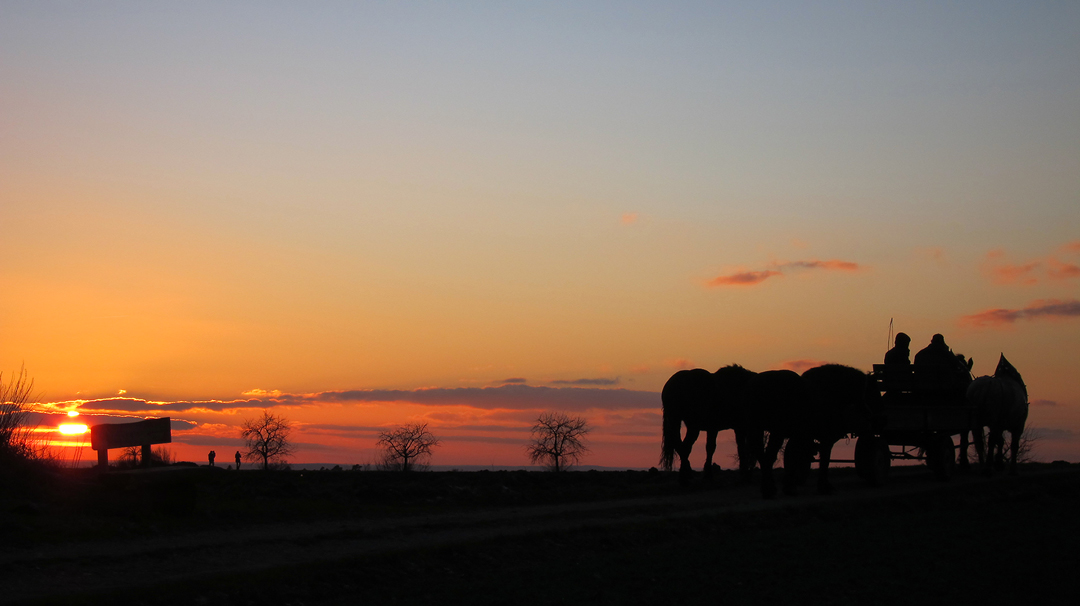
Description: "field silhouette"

(4, 463), (1078, 604)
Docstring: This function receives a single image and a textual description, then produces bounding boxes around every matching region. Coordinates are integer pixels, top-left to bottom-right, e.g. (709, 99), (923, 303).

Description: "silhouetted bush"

(0, 366), (37, 465)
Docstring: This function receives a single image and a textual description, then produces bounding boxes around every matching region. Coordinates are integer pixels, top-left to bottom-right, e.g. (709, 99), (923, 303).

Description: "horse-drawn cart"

(853, 364), (976, 485)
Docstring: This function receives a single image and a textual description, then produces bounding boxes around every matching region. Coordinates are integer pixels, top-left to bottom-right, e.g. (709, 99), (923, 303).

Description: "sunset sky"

(2, 2), (1078, 468)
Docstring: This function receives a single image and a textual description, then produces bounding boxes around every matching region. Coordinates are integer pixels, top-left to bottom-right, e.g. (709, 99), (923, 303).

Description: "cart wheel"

(928, 434), (956, 481)
(855, 436), (890, 486)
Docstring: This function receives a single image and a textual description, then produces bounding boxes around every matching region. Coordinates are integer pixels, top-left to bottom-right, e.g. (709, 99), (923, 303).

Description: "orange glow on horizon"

(58, 423), (89, 435)
(67, 410), (80, 417)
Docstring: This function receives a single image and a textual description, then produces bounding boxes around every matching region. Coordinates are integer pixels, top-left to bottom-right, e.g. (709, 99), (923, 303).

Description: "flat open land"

(4, 463), (1078, 605)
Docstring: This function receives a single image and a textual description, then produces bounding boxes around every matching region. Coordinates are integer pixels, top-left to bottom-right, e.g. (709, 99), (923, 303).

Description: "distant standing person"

(235, 451), (242, 470)
(208, 450), (216, 466)
(884, 332), (911, 365)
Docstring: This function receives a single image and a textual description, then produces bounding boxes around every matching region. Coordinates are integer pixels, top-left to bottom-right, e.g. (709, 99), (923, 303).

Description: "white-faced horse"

(967, 354), (1029, 475)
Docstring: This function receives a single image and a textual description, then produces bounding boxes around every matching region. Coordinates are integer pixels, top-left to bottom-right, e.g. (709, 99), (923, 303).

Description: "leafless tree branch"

(240, 410), (294, 470)
(377, 423), (440, 472)
(0, 365), (38, 463)
(526, 411), (590, 472)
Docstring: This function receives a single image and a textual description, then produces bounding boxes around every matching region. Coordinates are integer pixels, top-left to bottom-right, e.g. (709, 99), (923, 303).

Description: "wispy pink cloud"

(1059, 241), (1080, 254)
(781, 359), (830, 373)
(981, 243), (1080, 286)
(1048, 259), (1080, 280)
(990, 264), (1041, 286)
(666, 358), (694, 370)
(959, 298), (1080, 328)
(707, 258), (862, 288)
(708, 270), (782, 286)
(776, 259), (861, 272)
(621, 212), (639, 225)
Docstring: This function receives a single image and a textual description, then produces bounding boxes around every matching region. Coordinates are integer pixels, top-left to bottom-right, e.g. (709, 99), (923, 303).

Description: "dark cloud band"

(56, 384), (660, 415)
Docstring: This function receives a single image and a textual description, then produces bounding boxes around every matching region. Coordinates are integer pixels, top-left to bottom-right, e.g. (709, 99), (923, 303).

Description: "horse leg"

(703, 429), (718, 482)
(760, 432), (783, 499)
(1008, 426), (1022, 475)
(991, 429), (1006, 473)
(677, 426), (700, 484)
(974, 426), (990, 476)
(734, 428), (757, 485)
(957, 430), (970, 471)
(817, 439), (836, 495)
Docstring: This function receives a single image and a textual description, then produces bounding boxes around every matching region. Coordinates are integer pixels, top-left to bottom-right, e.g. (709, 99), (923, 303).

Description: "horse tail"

(660, 389), (680, 471)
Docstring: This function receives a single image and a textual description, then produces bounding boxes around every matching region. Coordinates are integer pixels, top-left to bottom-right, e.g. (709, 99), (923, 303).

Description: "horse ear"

(966, 357), (974, 372)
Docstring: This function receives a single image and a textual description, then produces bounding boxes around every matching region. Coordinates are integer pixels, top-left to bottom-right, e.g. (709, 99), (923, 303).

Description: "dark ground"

(4, 463), (1078, 605)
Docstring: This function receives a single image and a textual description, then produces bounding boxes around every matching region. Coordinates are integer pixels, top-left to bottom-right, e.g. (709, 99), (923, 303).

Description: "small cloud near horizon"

(501, 377), (527, 384)
(243, 388), (282, 397)
(550, 377), (620, 386)
(667, 358), (694, 370)
(781, 359), (831, 373)
(959, 298), (1080, 328)
(1032, 399), (1058, 407)
(708, 258), (861, 288)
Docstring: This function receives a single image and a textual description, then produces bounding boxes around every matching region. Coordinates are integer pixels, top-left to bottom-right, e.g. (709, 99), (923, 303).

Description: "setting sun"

(58, 423), (88, 435)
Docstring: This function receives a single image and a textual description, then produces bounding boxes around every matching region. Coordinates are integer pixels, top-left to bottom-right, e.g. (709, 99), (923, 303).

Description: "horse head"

(954, 352), (974, 373)
(994, 354), (1027, 398)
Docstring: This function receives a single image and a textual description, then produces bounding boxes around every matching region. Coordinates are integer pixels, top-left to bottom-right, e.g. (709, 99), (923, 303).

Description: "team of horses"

(661, 357), (1029, 498)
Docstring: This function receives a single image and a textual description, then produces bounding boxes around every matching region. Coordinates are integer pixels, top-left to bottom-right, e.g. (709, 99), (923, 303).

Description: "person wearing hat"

(884, 332), (911, 365)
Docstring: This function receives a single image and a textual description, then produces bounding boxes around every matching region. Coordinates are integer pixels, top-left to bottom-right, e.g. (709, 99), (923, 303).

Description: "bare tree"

(240, 411), (294, 470)
(526, 411), (590, 472)
(1014, 427), (1039, 464)
(119, 446), (141, 468)
(377, 423), (440, 472)
(118, 445), (173, 468)
(0, 366), (37, 463)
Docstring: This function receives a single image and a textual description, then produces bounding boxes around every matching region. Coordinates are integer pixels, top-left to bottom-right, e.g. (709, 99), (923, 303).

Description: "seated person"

(884, 332), (911, 365)
(914, 334), (970, 401)
(914, 334), (959, 368)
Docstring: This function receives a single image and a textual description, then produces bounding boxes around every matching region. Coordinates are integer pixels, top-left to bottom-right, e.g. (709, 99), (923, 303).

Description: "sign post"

(90, 418), (172, 469)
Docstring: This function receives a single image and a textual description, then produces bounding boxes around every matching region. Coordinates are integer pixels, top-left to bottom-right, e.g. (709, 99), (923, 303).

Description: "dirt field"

(4, 463), (1078, 605)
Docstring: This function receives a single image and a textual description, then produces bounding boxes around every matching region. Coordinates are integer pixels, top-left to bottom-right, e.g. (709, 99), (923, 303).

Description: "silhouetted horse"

(660, 365), (757, 483)
(740, 369), (809, 498)
(799, 364), (879, 495)
(949, 352), (976, 469)
(967, 354), (1029, 475)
